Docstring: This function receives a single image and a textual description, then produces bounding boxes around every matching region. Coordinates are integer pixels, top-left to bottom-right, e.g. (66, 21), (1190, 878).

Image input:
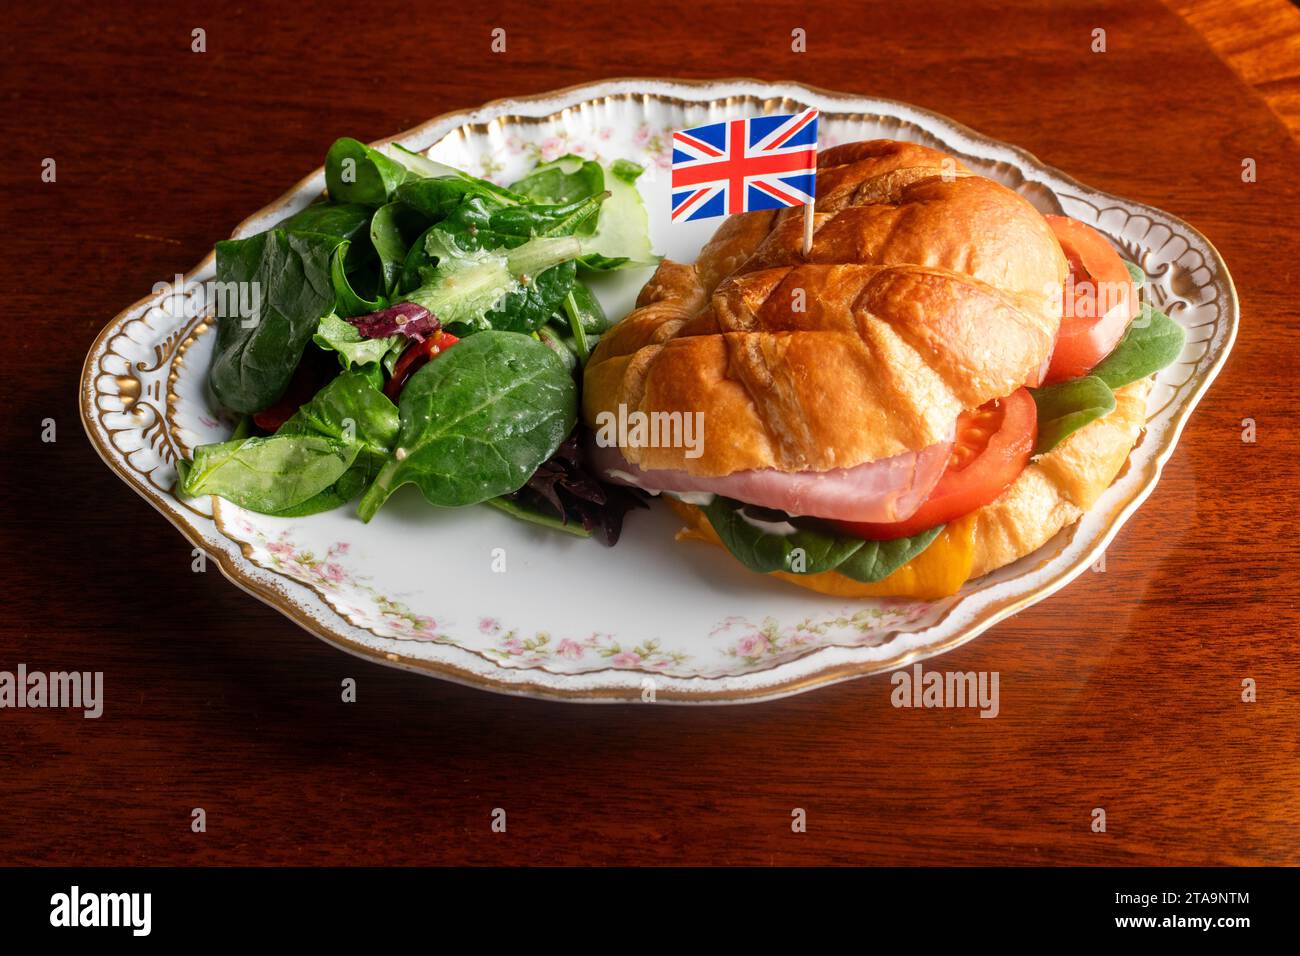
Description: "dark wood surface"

(2, 0), (1297, 866)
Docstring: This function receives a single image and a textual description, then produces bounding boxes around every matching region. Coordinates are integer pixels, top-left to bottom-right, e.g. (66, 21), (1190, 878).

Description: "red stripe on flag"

(671, 187), (710, 221)
(752, 178), (805, 207)
(672, 130), (724, 158)
(767, 109), (818, 149)
(672, 148), (817, 189)
(728, 120), (746, 214)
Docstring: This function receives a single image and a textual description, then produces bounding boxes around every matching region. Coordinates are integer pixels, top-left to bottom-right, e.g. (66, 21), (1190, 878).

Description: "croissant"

(583, 139), (1151, 593)
(585, 140), (1066, 474)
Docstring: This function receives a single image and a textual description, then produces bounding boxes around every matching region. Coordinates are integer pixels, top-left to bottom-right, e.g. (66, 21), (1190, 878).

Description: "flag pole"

(802, 197), (814, 258)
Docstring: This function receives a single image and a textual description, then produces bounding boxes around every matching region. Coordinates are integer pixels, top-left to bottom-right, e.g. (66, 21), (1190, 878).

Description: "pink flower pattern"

(467, 122), (676, 185)
(235, 524), (448, 644)
(711, 605), (935, 666)
(477, 619), (689, 672)
(233, 518), (942, 675)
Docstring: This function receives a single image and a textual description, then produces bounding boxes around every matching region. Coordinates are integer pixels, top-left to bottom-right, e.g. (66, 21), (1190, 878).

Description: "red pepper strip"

(384, 331), (460, 402)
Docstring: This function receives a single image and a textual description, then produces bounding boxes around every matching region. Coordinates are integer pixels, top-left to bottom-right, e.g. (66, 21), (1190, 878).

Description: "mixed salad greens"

(178, 138), (655, 543)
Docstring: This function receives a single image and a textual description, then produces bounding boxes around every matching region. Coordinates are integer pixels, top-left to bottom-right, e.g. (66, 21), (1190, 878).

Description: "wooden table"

(3, 0), (1297, 866)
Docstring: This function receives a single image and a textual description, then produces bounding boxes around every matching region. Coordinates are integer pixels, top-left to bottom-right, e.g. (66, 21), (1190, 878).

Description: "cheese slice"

(670, 499), (977, 599)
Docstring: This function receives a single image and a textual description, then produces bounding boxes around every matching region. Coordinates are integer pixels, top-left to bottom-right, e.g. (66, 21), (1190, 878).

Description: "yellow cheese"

(670, 499), (977, 599)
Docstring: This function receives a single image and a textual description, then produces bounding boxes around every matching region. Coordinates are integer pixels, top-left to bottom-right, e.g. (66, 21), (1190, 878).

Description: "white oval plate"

(81, 78), (1236, 703)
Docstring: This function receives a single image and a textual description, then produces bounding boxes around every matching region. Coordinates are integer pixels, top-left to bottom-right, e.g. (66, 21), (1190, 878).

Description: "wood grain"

(1166, 0), (1300, 139)
(1, 0), (1297, 866)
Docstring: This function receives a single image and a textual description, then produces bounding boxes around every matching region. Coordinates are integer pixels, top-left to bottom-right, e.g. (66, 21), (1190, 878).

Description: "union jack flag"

(670, 108), (819, 222)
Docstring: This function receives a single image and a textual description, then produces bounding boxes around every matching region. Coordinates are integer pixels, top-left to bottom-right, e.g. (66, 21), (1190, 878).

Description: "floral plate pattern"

(81, 78), (1237, 703)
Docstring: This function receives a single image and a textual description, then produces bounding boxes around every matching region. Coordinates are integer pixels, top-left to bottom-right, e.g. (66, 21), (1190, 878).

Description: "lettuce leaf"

(1028, 302), (1185, 455)
(1090, 305), (1185, 391)
(1029, 376), (1117, 456)
(702, 498), (944, 582)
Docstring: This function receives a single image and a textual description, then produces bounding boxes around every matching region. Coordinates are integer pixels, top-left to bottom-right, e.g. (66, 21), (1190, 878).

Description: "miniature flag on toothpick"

(670, 108), (819, 255)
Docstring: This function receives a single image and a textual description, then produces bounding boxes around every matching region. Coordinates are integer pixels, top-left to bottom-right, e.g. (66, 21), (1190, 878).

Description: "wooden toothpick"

(802, 198), (815, 258)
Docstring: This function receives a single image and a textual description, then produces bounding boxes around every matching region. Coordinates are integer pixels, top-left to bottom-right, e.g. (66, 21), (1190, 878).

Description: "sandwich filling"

(591, 432), (954, 523)
(592, 215), (1184, 594)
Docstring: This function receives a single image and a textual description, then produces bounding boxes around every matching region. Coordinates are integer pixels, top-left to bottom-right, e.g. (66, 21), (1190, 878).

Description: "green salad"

(177, 138), (656, 543)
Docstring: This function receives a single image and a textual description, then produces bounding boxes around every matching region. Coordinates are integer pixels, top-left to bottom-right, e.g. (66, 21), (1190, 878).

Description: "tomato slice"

(836, 388), (1037, 540)
(1043, 215), (1138, 384)
(384, 331), (459, 402)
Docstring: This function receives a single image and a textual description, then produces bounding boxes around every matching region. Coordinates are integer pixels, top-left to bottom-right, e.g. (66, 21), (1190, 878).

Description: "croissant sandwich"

(583, 140), (1183, 598)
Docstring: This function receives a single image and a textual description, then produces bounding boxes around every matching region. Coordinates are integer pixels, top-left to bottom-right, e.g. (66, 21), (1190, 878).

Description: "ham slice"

(589, 436), (954, 523)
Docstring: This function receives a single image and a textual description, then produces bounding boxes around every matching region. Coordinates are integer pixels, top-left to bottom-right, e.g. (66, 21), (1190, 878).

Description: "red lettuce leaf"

(348, 302), (440, 342)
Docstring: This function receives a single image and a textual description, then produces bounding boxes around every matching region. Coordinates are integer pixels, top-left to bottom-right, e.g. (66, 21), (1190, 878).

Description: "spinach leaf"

(389, 144), (523, 206)
(267, 466), (372, 517)
(325, 137), (409, 207)
(329, 241), (387, 316)
(396, 175), (522, 220)
(481, 192), (606, 241)
(702, 497), (943, 582)
(176, 439), (365, 519)
(278, 370), (399, 514)
(355, 331), (577, 520)
(510, 154), (605, 207)
(370, 201), (430, 297)
(537, 323), (580, 373)
(703, 499), (867, 575)
(276, 201), (374, 269)
(396, 223), (444, 295)
(208, 229), (341, 414)
(609, 159), (643, 182)
(565, 281), (611, 333)
(577, 253), (634, 272)
(1023, 292), (1180, 455)
(180, 371), (399, 515)
(179, 434), (359, 513)
(1089, 305), (1185, 390)
(484, 495), (592, 537)
(833, 527), (945, 582)
(277, 369), (399, 455)
(388, 143), (459, 178)
(432, 193), (603, 261)
(486, 261), (577, 334)
(550, 282), (609, 364)
(277, 201), (374, 240)
(1029, 375), (1116, 455)
(312, 313), (398, 370)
